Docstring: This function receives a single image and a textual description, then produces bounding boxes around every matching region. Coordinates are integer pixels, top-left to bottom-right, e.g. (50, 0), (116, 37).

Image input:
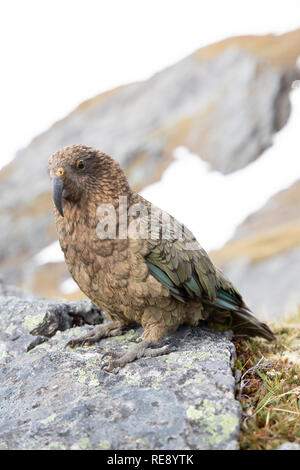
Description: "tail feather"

(230, 309), (275, 341)
(204, 289), (275, 341)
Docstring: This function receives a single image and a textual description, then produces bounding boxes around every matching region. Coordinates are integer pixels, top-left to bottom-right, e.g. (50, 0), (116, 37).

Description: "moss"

(0, 440), (8, 450)
(186, 405), (202, 421)
(85, 357), (101, 368)
(40, 413), (57, 425)
(35, 342), (51, 351)
(194, 377), (203, 383)
(0, 349), (10, 360)
(76, 369), (99, 387)
(108, 409), (122, 422)
(97, 440), (111, 449)
(124, 373), (144, 387)
(164, 349), (210, 368)
(136, 438), (147, 446)
(90, 392), (107, 399)
(24, 314), (45, 331)
(186, 401), (237, 446)
(113, 329), (139, 344)
(4, 323), (16, 335)
(79, 437), (90, 449)
(124, 363), (173, 389)
(47, 442), (66, 450)
(123, 348), (211, 389)
(123, 435), (148, 448)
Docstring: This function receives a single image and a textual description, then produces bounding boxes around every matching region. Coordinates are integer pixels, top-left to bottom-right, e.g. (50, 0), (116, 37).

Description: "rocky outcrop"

(0, 30), (300, 291)
(211, 180), (300, 321)
(0, 288), (240, 450)
(276, 442), (300, 450)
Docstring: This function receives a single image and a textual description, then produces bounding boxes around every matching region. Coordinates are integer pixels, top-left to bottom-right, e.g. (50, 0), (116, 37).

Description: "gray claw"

(101, 359), (121, 373)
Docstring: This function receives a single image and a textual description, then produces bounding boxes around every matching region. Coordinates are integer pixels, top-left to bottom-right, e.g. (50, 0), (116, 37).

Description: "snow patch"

(60, 277), (78, 295)
(34, 241), (64, 266)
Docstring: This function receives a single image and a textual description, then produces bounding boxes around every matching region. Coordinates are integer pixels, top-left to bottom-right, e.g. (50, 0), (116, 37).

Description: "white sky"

(1, 0), (300, 169)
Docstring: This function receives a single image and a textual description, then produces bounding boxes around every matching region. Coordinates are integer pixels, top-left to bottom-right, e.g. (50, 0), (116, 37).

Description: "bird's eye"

(76, 159), (85, 169)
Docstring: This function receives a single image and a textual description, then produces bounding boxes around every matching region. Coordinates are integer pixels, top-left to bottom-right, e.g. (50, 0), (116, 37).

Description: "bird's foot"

(65, 322), (124, 348)
(101, 339), (175, 372)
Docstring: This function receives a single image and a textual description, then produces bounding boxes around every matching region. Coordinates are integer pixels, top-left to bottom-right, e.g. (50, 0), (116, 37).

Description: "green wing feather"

(146, 238), (216, 302)
(145, 210), (275, 341)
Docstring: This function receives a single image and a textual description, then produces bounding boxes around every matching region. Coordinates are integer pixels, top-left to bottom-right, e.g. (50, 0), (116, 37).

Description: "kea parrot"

(48, 145), (274, 371)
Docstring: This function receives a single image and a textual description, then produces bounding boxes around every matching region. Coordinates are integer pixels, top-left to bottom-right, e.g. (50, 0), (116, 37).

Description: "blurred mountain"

(211, 180), (300, 320)
(1, 29), (300, 305)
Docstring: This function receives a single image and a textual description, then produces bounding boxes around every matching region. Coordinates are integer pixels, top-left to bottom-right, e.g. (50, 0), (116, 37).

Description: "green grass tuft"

(234, 326), (300, 450)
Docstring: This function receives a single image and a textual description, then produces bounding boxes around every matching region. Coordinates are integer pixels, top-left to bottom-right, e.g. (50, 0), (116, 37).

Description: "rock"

(0, 295), (104, 360)
(234, 180), (300, 241)
(211, 180), (300, 321)
(0, 31), (300, 290)
(276, 442), (300, 450)
(0, 278), (37, 300)
(0, 292), (240, 450)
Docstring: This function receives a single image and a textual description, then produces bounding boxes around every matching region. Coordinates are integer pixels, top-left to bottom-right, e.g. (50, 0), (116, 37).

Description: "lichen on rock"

(0, 290), (240, 449)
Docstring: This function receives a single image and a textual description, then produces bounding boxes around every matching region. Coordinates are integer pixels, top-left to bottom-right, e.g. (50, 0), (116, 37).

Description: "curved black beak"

(51, 175), (64, 217)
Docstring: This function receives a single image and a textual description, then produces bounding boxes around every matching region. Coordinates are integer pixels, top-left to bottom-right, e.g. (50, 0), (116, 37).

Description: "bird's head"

(48, 144), (131, 217)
